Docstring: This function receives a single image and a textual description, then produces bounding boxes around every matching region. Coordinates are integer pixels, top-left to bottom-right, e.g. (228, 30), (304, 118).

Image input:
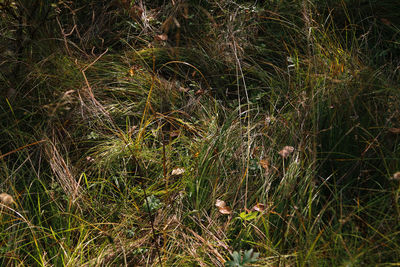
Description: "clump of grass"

(0, 0), (399, 266)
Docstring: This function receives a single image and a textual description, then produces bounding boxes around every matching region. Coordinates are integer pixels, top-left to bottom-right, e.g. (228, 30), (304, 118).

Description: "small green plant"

(238, 211), (258, 221)
(225, 249), (259, 267)
(143, 195), (163, 213)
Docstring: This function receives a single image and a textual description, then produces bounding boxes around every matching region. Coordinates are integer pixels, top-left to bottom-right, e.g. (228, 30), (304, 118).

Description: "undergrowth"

(0, 0), (399, 266)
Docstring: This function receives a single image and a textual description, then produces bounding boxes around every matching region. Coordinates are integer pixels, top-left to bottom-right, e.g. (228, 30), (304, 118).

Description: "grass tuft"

(0, 0), (399, 265)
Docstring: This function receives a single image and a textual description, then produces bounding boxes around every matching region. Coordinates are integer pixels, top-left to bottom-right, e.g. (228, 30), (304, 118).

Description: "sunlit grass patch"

(0, 0), (399, 266)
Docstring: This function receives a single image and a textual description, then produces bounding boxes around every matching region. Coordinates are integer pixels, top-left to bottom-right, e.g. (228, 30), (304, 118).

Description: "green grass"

(0, 0), (399, 266)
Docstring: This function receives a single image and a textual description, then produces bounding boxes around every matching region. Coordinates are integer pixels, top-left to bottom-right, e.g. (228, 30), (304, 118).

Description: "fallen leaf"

(284, 146), (294, 153)
(218, 206), (232, 215)
(215, 199), (226, 208)
(259, 158), (269, 171)
(171, 168), (185, 176)
(215, 199), (232, 214)
(251, 203), (267, 212)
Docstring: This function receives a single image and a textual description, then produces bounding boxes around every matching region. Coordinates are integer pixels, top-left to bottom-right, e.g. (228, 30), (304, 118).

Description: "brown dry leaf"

(284, 146), (294, 153)
(155, 33), (168, 41)
(171, 168), (185, 176)
(388, 128), (400, 134)
(278, 146), (294, 158)
(215, 199), (232, 214)
(0, 193), (14, 206)
(218, 206), (232, 215)
(259, 158), (269, 172)
(252, 203), (267, 212)
(215, 199), (226, 208)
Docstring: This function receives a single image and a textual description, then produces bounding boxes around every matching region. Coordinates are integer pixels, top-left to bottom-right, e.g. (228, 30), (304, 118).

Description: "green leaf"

(143, 195), (163, 212)
(239, 211), (258, 221)
(225, 249), (259, 267)
(243, 249), (259, 263)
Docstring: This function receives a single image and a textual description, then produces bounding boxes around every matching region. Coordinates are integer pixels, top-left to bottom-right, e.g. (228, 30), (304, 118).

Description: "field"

(0, 0), (399, 266)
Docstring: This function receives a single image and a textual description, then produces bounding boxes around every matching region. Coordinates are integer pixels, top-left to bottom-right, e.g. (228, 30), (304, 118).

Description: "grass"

(0, 0), (399, 266)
